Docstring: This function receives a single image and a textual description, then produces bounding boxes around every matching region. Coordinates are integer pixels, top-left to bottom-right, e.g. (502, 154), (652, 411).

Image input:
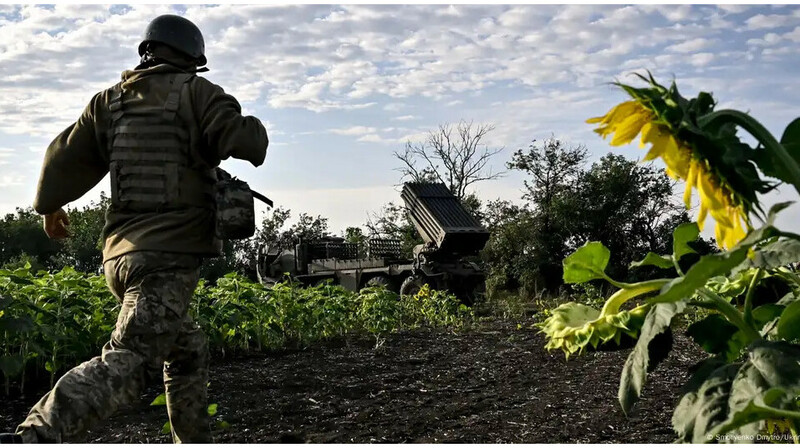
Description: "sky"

(1, 4), (799, 237)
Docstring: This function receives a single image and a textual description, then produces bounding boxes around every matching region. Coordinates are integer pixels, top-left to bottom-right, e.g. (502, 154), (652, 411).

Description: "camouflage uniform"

(20, 58), (268, 441)
(17, 252), (209, 443)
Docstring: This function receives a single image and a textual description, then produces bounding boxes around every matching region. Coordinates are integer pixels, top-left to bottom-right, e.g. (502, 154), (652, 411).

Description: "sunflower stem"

(743, 268), (764, 328)
(697, 287), (761, 343)
(599, 278), (671, 316)
(699, 109), (800, 196)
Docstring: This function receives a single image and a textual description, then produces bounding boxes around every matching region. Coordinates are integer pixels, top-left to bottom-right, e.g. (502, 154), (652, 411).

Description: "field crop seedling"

(540, 73), (800, 442)
(0, 268), (471, 397)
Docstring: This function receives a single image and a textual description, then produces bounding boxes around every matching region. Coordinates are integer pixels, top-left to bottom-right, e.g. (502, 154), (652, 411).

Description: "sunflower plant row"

(540, 73), (800, 442)
(0, 266), (471, 395)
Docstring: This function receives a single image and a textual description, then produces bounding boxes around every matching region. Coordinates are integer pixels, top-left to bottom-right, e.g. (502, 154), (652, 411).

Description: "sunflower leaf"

(651, 203), (796, 304)
(673, 361), (740, 443)
(672, 222), (699, 262)
(563, 241), (611, 285)
(687, 314), (739, 358)
(732, 238), (800, 274)
(753, 118), (800, 186)
(619, 301), (684, 415)
(777, 301), (800, 342)
(150, 393), (167, 406)
(710, 341), (800, 438)
(631, 252), (673, 270)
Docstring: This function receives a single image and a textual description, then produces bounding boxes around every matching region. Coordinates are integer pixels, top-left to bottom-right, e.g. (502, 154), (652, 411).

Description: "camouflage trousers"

(16, 252), (210, 443)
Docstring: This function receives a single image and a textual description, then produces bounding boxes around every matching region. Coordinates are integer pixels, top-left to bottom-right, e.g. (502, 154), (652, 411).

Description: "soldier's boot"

(0, 433), (24, 443)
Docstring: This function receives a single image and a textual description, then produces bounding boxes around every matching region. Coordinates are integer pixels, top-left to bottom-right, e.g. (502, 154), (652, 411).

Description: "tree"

(569, 154), (685, 279)
(394, 120), (504, 200)
(0, 207), (60, 270)
(51, 193), (109, 272)
(201, 207), (330, 282)
(365, 202), (422, 258)
(501, 138), (589, 292)
(484, 137), (697, 297)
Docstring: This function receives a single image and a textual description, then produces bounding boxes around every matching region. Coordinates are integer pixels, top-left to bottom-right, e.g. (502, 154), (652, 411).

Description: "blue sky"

(1, 4), (799, 236)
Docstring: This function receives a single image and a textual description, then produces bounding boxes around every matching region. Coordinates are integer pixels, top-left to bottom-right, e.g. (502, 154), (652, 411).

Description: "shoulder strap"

(108, 84), (124, 123)
(163, 73), (194, 121)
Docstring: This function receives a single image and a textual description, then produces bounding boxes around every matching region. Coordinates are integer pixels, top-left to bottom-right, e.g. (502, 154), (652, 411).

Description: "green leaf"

(0, 354), (24, 377)
(651, 203), (796, 304)
(673, 361), (740, 443)
(757, 117), (800, 184)
(562, 241), (611, 284)
(619, 301), (685, 415)
(45, 361), (55, 373)
(630, 252), (673, 270)
(777, 300), (800, 341)
(207, 403), (218, 417)
(0, 315), (34, 333)
(686, 314), (738, 357)
(733, 238), (800, 274)
(215, 420), (231, 430)
(161, 421), (171, 435)
(150, 393), (167, 406)
(712, 387), (800, 439)
(752, 304), (785, 339)
(672, 222), (699, 262)
(711, 341), (800, 438)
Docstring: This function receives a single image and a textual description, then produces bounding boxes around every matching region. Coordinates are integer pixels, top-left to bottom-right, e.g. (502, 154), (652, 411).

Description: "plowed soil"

(1, 317), (705, 443)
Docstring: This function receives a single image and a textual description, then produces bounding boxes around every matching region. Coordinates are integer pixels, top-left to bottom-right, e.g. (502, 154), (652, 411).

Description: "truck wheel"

(364, 275), (392, 290)
(463, 281), (487, 306)
(400, 275), (426, 298)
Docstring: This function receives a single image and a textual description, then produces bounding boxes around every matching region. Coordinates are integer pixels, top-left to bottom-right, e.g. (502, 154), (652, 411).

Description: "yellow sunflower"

(587, 101), (750, 249)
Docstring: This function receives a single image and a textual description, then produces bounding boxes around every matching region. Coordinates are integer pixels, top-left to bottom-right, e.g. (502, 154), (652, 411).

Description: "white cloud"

(329, 126), (378, 136)
(666, 38), (715, 53)
(689, 52), (715, 67)
(393, 115), (419, 121)
(2, 5), (800, 232)
(745, 13), (799, 30)
(356, 134), (396, 144)
(0, 174), (25, 187)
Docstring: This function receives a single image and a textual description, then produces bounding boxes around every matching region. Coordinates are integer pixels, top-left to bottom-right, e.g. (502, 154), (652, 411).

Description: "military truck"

(256, 182), (489, 304)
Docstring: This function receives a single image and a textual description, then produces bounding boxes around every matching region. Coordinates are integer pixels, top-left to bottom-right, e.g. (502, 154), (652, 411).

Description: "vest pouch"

(214, 175), (256, 240)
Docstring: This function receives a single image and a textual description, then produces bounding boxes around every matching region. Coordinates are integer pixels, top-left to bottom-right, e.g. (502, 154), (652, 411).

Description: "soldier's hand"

(43, 208), (70, 239)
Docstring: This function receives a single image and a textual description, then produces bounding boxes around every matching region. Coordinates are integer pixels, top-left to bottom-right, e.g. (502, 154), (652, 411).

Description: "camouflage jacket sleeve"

(33, 93), (109, 215)
(191, 77), (268, 167)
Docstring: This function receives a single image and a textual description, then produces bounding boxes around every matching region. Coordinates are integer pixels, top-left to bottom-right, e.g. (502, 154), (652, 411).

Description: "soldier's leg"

(15, 253), (200, 443)
(163, 316), (211, 443)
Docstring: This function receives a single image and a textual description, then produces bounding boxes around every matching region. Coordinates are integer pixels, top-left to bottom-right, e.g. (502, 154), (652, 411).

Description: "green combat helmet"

(138, 14), (207, 66)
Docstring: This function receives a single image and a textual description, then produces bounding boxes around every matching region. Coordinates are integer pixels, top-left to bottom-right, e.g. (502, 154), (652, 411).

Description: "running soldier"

(0, 14), (268, 443)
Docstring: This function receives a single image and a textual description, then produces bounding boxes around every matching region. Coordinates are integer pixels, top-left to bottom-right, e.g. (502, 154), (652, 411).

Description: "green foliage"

(0, 267), (471, 395)
(630, 252), (673, 270)
(0, 264), (117, 393)
(0, 208), (61, 270)
(486, 140), (697, 298)
(619, 301), (685, 415)
(562, 241), (612, 285)
(541, 205), (800, 442)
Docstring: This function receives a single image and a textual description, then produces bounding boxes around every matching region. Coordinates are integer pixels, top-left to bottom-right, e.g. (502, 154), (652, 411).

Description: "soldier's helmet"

(138, 14), (207, 66)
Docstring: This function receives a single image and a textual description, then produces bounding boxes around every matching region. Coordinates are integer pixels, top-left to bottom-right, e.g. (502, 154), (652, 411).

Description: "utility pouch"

(214, 168), (256, 240)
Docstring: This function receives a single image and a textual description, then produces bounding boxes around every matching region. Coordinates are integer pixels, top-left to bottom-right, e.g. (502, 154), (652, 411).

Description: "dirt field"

(1, 317), (705, 443)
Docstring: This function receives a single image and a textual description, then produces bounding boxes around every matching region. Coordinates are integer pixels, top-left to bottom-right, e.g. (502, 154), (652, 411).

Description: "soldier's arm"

(33, 94), (109, 215)
(193, 78), (268, 167)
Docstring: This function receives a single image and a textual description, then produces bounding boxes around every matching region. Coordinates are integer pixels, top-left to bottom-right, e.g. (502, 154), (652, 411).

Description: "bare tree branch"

(395, 120), (505, 199)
